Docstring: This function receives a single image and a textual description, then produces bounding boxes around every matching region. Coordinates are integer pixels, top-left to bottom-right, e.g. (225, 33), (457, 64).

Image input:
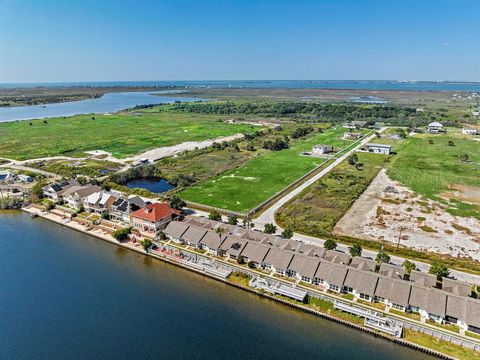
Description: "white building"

(463, 127), (478, 135)
(312, 144), (330, 155)
(365, 143), (392, 155)
(427, 122), (444, 134)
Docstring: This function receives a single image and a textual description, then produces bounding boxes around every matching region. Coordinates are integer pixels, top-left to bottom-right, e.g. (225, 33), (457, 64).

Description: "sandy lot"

(334, 169), (480, 260)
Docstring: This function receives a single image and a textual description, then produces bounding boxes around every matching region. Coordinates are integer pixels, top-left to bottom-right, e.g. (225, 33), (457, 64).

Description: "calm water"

(126, 178), (175, 193)
(0, 91), (200, 122)
(0, 212), (433, 360)
(1, 80), (480, 91)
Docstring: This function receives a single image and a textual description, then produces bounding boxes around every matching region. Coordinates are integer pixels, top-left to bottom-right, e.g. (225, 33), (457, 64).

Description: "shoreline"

(21, 206), (467, 359)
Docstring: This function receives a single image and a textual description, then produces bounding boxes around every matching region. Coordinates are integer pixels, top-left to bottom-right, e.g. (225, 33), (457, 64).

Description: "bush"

(208, 210), (222, 221)
(112, 227), (132, 241)
(263, 223), (277, 234)
(324, 239), (337, 250)
(247, 261), (255, 269)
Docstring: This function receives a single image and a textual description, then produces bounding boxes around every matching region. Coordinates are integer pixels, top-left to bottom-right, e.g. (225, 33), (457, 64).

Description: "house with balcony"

(131, 202), (180, 236)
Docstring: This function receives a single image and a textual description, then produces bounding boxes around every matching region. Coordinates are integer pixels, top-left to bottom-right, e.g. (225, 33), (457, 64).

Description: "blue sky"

(0, 0), (479, 82)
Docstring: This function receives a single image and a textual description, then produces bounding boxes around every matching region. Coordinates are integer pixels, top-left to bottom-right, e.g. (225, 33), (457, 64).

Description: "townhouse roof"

(132, 202), (180, 222)
(324, 250), (351, 265)
(350, 257), (377, 272)
(375, 277), (412, 307)
(343, 268), (379, 297)
(446, 296), (480, 328)
(164, 221), (189, 240)
(263, 247), (294, 271)
(64, 185), (102, 199)
(200, 231), (227, 250)
(410, 270), (437, 288)
(409, 286), (447, 316)
(379, 263), (405, 280)
(287, 255), (321, 279)
(240, 242), (270, 264)
(241, 230), (268, 242)
(220, 235), (247, 257)
(314, 261), (348, 287)
(442, 278), (472, 297)
(180, 225), (207, 245)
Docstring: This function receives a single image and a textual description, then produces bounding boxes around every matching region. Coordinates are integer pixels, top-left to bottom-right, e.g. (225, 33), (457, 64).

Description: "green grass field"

(387, 131), (480, 218)
(276, 153), (386, 236)
(180, 127), (358, 212)
(0, 111), (256, 160)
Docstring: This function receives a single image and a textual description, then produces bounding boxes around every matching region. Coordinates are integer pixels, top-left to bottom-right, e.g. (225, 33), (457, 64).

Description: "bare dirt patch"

(333, 169), (480, 260)
(442, 183), (480, 206)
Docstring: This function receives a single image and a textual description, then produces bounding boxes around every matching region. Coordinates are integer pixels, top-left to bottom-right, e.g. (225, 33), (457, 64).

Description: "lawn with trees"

(180, 127), (359, 212)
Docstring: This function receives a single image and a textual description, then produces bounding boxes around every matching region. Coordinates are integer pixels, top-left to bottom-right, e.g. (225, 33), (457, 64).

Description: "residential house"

(442, 278), (472, 297)
(262, 247), (294, 275)
(110, 196), (147, 224)
(409, 286), (447, 323)
(462, 127), (478, 135)
(445, 296), (480, 334)
(179, 225), (207, 247)
(164, 221), (189, 242)
(287, 255), (321, 284)
(374, 277), (412, 312)
(0, 172), (13, 184)
(131, 202), (180, 236)
(219, 235), (247, 260)
(199, 230), (227, 255)
(427, 122), (444, 134)
(83, 191), (117, 214)
(349, 257), (377, 272)
(365, 143), (392, 155)
(379, 263), (405, 280)
(343, 268), (379, 302)
(343, 132), (362, 140)
(17, 174), (33, 183)
(312, 144), (330, 155)
(323, 250), (351, 265)
(239, 242), (270, 268)
(63, 184), (101, 209)
(314, 261), (348, 292)
(42, 180), (79, 201)
(410, 270), (437, 288)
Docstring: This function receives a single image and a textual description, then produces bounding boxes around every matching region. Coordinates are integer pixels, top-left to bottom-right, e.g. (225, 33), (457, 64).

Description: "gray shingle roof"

(343, 268), (379, 296)
(375, 277), (412, 307)
(410, 270), (437, 288)
(263, 247), (294, 271)
(315, 261), (348, 287)
(288, 255), (321, 279)
(445, 295), (480, 328)
(324, 250), (351, 265)
(164, 221), (189, 239)
(240, 242), (270, 264)
(379, 263), (405, 279)
(200, 231), (227, 250)
(350, 257), (377, 272)
(181, 226), (207, 245)
(409, 286), (447, 316)
(220, 235), (247, 257)
(442, 278), (472, 297)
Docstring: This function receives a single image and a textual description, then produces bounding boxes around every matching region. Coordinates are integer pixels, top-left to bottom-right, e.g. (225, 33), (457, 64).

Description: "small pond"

(125, 178), (175, 193)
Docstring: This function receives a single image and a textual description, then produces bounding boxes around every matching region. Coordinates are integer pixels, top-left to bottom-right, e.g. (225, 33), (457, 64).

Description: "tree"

(429, 262), (450, 280)
(263, 223), (277, 234)
(428, 139), (434, 144)
(459, 154), (469, 163)
(237, 255), (245, 265)
(215, 226), (225, 239)
(112, 227), (132, 242)
(208, 210), (222, 221)
(158, 231), (167, 241)
(281, 226), (294, 239)
(169, 195), (186, 210)
(375, 249), (390, 264)
(247, 261), (255, 269)
(347, 153), (358, 165)
(141, 238), (152, 252)
(243, 217), (254, 229)
(227, 214), (238, 226)
(101, 211), (109, 220)
(348, 244), (362, 257)
(77, 176), (88, 185)
(323, 239), (337, 251)
(448, 140), (455, 147)
(403, 260), (416, 275)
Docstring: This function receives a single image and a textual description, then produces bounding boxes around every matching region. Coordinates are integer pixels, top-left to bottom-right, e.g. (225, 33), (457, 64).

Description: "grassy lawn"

(180, 127), (355, 213)
(276, 153), (386, 236)
(403, 329), (480, 360)
(387, 132), (480, 218)
(227, 272), (252, 287)
(0, 109), (257, 160)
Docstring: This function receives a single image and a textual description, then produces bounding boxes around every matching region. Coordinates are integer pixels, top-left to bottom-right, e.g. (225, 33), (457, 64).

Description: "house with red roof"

(131, 202), (180, 235)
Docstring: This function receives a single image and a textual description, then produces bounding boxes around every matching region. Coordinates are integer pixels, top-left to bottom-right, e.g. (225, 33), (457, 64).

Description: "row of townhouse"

(42, 180), (180, 234)
(164, 217), (480, 334)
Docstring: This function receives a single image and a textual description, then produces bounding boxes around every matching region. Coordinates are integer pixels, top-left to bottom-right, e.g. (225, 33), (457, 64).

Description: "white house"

(312, 144), (330, 155)
(427, 122), (444, 134)
(63, 185), (102, 209)
(463, 127), (478, 135)
(365, 143), (392, 155)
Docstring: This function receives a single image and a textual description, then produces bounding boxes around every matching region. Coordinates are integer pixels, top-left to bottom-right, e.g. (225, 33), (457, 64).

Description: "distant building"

(365, 143), (392, 155)
(343, 132), (362, 140)
(63, 184), (102, 209)
(463, 127), (478, 135)
(312, 144), (330, 155)
(0, 172), (13, 184)
(344, 121), (367, 129)
(427, 122), (444, 134)
(131, 202), (180, 235)
(42, 180), (80, 202)
(17, 174), (33, 183)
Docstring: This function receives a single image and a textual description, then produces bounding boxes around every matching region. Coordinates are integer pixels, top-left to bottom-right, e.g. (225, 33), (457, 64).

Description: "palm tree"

(215, 226), (225, 239)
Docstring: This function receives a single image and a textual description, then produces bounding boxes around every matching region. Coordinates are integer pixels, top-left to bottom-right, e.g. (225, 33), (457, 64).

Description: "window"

(391, 303), (404, 311)
(329, 284), (339, 292)
(344, 286), (353, 293)
(468, 325), (480, 334)
(375, 296), (385, 302)
(301, 276), (311, 282)
(359, 293), (370, 301)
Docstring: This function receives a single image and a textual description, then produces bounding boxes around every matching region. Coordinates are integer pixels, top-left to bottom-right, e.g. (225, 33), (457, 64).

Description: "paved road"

(1, 163), (59, 179)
